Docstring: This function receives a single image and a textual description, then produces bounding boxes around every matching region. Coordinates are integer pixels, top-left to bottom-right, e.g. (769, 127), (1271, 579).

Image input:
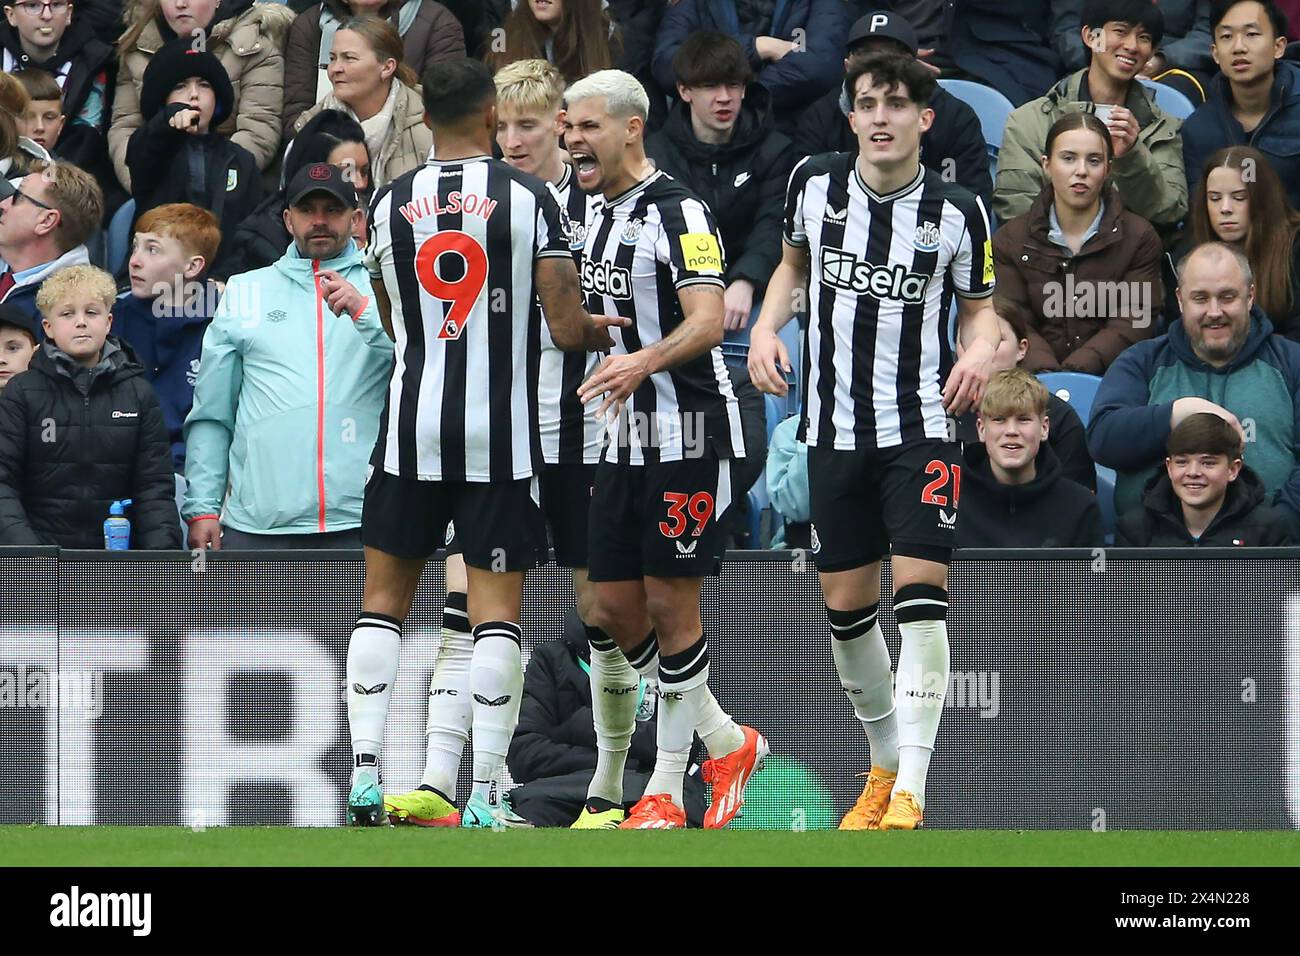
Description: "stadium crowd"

(1, 0), (1300, 551)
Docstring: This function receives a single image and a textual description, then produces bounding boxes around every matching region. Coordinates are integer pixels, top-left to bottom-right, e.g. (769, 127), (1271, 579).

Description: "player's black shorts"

(808, 439), (960, 572)
(588, 456), (734, 581)
(538, 462), (596, 568)
(443, 463), (595, 568)
(362, 469), (545, 572)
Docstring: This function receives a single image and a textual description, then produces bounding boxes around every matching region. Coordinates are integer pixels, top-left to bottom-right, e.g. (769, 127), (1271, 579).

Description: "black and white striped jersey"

(784, 154), (994, 451)
(579, 169), (745, 466)
(365, 154), (572, 482)
(537, 164), (603, 466)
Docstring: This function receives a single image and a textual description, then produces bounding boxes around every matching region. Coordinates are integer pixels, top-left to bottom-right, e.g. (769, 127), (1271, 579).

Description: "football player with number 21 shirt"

(749, 52), (1001, 830)
(566, 70), (767, 831)
(343, 59), (625, 827)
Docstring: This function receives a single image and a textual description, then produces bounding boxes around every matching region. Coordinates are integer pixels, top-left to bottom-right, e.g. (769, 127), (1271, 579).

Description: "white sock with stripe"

(469, 621), (524, 805)
(643, 636), (712, 810)
(346, 612), (402, 782)
(421, 592), (472, 799)
(893, 585), (950, 810)
(585, 624), (639, 805)
(828, 602), (899, 772)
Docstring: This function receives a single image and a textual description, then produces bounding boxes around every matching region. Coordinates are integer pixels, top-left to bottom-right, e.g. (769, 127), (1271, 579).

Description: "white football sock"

(663, 636), (743, 758)
(422, 592), (472, 799)
(585, 625), (638, 805)
(828, 603), (899, 773)
(623, 629), (660, 680)
(346, 612), (402, 778)
(894, 585), (950, 810)
(647, 635), (741, 808)
(469, 621), (524, 804)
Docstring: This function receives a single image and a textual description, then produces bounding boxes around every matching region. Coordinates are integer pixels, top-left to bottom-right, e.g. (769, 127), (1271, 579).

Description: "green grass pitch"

(4, 826), (1299, 866)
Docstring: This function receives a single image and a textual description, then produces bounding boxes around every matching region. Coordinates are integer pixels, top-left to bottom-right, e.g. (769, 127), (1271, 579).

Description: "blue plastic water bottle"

(104, 499), (133, 551)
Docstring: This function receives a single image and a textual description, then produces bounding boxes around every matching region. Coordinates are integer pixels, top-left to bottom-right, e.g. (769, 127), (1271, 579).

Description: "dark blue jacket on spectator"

(945, 0), (1081, 106)
(1087, 306), (1300, 532)
(652, 0), (847, 119)
(1182, 60), (1300, 212)
(112, 287), (216, 473)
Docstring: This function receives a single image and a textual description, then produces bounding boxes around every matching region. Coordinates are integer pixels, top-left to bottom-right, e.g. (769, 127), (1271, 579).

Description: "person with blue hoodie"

(1088, 241), (1300, 532)
(1181, 0), (1300, 210)
(112, 202), (222, 474)
(182, 163), (394, 550)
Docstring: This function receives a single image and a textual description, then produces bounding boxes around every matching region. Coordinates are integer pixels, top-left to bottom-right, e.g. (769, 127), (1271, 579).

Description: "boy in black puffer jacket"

(0, 264), (180, 549)
(957, 368), (1102, 548)
(125, 39), (261, 276)
(1117, 412), (1294, 547)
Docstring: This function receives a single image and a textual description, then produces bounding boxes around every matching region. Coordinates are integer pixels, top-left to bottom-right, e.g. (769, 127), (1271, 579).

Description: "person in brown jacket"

(992, 111), (1162, 375)
(291, 15), (432, 188)
(109, 0), (295, 192)
(282, 0), (466, 138)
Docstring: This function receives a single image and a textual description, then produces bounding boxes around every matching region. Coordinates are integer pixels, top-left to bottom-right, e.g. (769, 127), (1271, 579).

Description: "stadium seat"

(106, 199), (136, 279)
(1136, 78), (1196, 121)
(1096, 465), (1117, 544)
(1036, 371), (1103, 426)
(937, 79), (1015, 166)
(720, 340), (750, 366)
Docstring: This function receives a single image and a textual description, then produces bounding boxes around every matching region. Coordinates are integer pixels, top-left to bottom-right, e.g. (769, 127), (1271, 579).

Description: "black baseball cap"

(286, 162), (359, 210)
(847, 10), (920, 54)
(0, 302), (39, 341)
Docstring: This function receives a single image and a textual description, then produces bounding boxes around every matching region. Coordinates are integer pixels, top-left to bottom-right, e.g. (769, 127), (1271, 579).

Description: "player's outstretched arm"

(748, 241), (810, 396)
(535, 256), (626, 351)
(944, 296), (1001, 416)
(577, 283), (725, 420)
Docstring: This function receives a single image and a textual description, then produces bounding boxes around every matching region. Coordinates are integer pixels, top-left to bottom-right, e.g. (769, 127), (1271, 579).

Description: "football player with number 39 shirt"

(749, 52), (1002, 830)
(566, 70), (768, 831)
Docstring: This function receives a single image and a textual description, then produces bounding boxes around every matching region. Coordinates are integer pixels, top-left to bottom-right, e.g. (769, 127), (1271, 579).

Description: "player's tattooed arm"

(646, 283), (726, 373)
(577, 284), (724, 420)
(748, 242), (810, 396)
(535, 256), (625, 351)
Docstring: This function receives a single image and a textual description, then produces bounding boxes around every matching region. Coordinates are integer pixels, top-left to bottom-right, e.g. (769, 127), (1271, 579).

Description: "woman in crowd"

(292, 16), (429, 188)
(992, 112), (1162, 376)
(110, 0), (295, 191)
(486, 0), (620, 82)
(282, 0), (466, 137)
(1183, 145), (1300, 341)
(0, 72), (38, 179)
(216, 109), (372, 281)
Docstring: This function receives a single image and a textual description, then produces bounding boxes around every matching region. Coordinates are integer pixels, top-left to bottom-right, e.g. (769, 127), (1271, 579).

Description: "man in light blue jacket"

(183, 163), (394, 549)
